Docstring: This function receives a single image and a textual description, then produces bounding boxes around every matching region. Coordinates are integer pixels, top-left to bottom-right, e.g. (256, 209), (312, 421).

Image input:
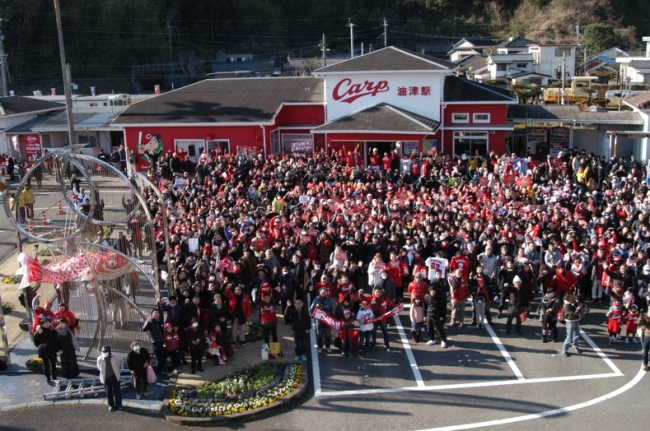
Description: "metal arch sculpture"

(1, 145), (162, 359)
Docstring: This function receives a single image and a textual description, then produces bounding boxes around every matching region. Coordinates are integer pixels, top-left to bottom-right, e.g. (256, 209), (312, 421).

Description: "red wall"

(441, 103), (509, 155)
(273, 105), (325, 126)
(124, 125), (265, 171)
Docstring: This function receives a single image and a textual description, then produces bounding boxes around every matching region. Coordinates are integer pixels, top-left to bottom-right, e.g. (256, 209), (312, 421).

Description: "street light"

(53, 0), (75, 146)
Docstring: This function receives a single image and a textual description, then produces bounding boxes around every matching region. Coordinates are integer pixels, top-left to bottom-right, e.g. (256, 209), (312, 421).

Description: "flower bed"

(169, 363), (301, 417)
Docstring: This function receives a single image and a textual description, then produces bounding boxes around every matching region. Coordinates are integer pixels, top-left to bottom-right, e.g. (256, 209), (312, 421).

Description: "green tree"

(511, 83), (543, 104)
(583, 23), (619, 54)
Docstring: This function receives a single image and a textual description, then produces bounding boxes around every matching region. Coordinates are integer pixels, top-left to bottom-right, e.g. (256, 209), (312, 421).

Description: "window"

(282, 134), (314, 155)
(496, 64), (507, 71)
(41, 134), (52, 149)
(174, 139), (204, 163)
(452, 113), (469, 123)
(78, 134), (98, 148)
(516, 63), (528, 69)
(554, 48), (572, 57)
(454, 132), (488, 157)
(473, 113), (490, 123)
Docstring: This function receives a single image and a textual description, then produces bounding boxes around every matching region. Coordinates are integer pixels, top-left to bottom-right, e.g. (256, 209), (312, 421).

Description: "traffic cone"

(57, 201), (64, 215)
(28, 220), (34, 235)
(41, 213), (48, 226)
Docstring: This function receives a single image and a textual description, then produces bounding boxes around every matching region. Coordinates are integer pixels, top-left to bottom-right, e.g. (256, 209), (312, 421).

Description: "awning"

(311, 103), (440, 134)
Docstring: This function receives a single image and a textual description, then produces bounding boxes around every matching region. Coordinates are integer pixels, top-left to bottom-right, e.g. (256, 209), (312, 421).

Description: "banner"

(311, 304), (404, 330)
(311, 307), (342, 331)
(24, 135), (42, 164)
(362, 304), (404, 325)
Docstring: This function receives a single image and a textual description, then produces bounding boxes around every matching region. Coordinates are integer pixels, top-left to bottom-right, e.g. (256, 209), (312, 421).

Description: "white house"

(448, 37), (500, 62)
(528, 43), (577, 81)
(614, 36), (650, 84)
(487, 53), (534, 80)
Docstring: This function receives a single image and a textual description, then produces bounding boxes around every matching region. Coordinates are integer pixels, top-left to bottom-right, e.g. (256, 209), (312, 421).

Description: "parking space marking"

(580, 329), (623, 376)
(415, 368), (645, 431)
(393, 314), (425, 387)
(315, 371), (621, 397)
(483, 320), (525, 380)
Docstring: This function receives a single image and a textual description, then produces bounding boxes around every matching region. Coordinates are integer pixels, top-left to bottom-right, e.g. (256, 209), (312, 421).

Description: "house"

(495, 36), (538, 54)
(454, 55), (489, 81)
(528, 43), (577, 82)
(0, 96), (63, 163)
(486, 53), (535, 82)
(5, 107), (128, 158)
(448, 37), (501, 62)
(615, 37), (650, 84)
(111, 46), (522, 170)
(580, 47), (627, 82)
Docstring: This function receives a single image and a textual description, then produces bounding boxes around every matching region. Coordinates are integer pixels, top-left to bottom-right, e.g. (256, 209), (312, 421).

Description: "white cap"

(513, 276), (522, 283)
(644, 265), (650, 274)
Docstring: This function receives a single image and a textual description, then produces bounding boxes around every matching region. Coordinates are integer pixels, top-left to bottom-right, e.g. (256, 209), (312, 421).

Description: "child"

(339, 309), (356, 357)
(606, 301), (623, 345)
(624, 304), (640, 344)
(162, 323), (181, 372)
(356, 301), (375, 355)
(205, 332), (226, 365)
(474, 277), (491, 329)
(410, 297), (425, 343)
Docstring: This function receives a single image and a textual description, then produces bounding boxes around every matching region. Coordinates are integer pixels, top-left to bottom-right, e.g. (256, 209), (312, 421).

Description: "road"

(0, 302), (647, 430)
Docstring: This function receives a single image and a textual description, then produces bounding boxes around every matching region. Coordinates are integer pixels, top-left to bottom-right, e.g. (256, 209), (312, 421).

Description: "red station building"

(112, 46), (518, 171)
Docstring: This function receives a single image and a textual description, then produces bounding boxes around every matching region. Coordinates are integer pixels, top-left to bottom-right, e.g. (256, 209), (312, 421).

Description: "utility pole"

(560, 51), (566, 105)
(167, 21), (173, 62)
(53, 0), (75, 146)
(348, 19), (355, 59)
(321, 34), (327, 67)
(0, 18), (7, 96)
(383, 17), (388, 47)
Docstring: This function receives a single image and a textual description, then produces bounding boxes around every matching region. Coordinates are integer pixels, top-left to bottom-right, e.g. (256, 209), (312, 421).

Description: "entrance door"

(207, 140), (229, 156)
(175, 139), (204, 163)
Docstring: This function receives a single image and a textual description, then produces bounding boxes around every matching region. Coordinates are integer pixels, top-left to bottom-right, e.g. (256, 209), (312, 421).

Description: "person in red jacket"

(386, 252), (404, 300)
(407, 273), (428, 303)
(550, 267), (578, 299)
(449, 269), (470, 326)
(369, 148), (381, 171)
(224, 285), (251, 344)
(449, 250), (470, 282)
(358, 286), (395, 351)
(259, 293), (278, 345)
(339, 309), (356, 357)
(162, 323), (181, 372)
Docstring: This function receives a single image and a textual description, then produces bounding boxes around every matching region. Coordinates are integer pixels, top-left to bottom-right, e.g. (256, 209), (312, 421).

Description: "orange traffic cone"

(28, 220), (34, 234)
(41, 213), (48, 226)
(57, 201), (64, 215)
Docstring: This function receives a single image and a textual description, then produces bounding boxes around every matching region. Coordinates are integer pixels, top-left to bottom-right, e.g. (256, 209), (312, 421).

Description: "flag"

(223, 226), (232, 247)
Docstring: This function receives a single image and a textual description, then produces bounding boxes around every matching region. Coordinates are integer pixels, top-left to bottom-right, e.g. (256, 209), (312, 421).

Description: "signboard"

(326, 73), (444, 125)
(549, 127), (569, 157)
(188, 238), (199, 252)
(402, 141), (419, 155)
(290, 141), (314, 152)
(526, 128), (548, 155)
(23, 135), (42, 164)
(423, 139), (438, 154)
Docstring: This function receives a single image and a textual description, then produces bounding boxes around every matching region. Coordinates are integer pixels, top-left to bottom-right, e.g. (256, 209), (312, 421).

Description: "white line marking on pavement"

(315, 371), (620, 397)
(393, 310), (425, 387)
(580, 329), (623, 376)
(414, 368), (646, 431)
(307, 293), (323, 396)
(483, 320), (525, 380)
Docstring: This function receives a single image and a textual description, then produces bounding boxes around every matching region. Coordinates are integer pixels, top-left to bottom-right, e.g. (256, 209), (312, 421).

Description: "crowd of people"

(30, 144), (650, 386)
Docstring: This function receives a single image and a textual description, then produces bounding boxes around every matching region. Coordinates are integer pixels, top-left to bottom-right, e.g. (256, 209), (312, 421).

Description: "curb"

(161, 362), (310, 426)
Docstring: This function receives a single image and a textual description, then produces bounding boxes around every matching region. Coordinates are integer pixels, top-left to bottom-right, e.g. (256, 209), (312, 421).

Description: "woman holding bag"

(126, 341), (151, 399)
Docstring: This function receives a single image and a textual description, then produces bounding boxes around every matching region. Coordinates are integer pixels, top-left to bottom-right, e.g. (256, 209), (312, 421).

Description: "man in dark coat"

(285, 298), (311, 361)
(33, 316), (58, 382)
(126, 340), (151, 399)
